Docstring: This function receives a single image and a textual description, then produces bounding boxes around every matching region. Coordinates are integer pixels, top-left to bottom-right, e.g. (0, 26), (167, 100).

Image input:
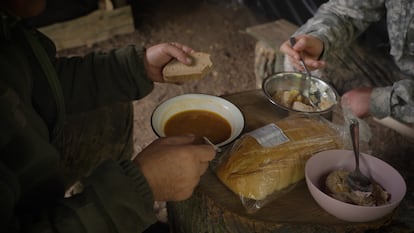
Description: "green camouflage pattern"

(293, 0), (414, 123)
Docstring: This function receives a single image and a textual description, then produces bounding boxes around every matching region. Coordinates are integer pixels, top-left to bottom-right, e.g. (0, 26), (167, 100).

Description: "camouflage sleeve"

(294, 0), (385, 57)
(370, 79), (414, 124)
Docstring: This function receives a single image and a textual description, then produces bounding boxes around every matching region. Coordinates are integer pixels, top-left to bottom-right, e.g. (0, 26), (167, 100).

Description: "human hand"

(144, 42), (194, 82)
(279, 35), (326, 71)
(341, 87), (373, 118)
(134, 135), (216, 201)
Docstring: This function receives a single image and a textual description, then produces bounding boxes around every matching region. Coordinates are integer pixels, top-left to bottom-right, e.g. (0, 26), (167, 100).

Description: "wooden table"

(167, 89), (414, 233)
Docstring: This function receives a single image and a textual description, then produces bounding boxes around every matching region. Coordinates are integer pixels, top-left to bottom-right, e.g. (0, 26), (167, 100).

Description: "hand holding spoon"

(289, 37), (320, 110)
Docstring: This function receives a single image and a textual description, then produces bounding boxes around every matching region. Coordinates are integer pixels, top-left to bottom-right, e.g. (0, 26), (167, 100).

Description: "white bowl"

(305, 149), (406, 222)
(151, 93), (244, 147)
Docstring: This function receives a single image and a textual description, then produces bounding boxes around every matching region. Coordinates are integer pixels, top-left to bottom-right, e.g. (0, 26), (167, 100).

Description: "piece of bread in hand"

(162, 52), (213, 82)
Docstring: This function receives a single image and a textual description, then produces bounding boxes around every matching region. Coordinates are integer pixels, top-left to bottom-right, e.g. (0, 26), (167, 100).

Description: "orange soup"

(164, 110), (231, 145)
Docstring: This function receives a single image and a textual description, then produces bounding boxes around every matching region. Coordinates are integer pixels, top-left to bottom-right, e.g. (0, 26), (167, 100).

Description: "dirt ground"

(60, 0), (263, 151)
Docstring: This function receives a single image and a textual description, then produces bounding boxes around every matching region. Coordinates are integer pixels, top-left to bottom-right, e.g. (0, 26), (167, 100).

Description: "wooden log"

(246, 19), (298, 87)
(246, 19), (298, 49)
(38, 6), (135, 51)
(167, 90), (393, 233)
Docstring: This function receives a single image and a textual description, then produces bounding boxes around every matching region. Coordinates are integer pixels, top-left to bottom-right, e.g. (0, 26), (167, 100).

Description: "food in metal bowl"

(262, 72), (339, 114)
(272, 89), (334, 112)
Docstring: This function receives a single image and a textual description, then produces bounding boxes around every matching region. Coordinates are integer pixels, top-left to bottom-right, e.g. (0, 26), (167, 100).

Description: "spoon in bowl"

(347, 119), (373, 192)
(289, 37), (320, 110)
(203, 136), (222, 153)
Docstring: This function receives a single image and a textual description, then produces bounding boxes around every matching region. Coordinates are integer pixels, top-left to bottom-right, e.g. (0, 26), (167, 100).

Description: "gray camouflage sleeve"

(370, 79), (414, 124)
(293, 0), (385, 58)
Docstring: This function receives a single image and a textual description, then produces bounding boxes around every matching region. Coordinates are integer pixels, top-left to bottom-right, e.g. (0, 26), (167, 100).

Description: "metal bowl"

(262, 72), (339, 115)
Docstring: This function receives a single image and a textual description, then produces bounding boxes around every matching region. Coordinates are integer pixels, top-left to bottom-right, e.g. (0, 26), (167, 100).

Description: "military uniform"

(0, 9), (158, 233)
(293, 0), (414, 124)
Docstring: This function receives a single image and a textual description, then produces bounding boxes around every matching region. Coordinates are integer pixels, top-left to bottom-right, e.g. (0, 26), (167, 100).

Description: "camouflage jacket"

(295, 0), (414, 123)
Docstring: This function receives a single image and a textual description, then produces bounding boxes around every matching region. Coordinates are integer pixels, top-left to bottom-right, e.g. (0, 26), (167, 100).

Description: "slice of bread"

(162, 52), (213, 82)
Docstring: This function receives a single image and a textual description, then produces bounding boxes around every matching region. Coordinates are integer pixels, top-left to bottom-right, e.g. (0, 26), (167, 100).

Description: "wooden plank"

(246, 19), (299, 85)
(246, 19), (298, 49)
(38, 6), (135, 51)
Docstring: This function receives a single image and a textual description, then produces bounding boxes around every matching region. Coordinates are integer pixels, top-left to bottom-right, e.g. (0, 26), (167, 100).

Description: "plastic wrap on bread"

(215, 115), (345, 212)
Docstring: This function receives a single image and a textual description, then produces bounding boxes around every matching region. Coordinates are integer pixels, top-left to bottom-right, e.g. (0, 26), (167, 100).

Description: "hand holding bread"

(162, 52), (213, 83)
(144, 42), (195, 82)
(144, 43), (213, 83)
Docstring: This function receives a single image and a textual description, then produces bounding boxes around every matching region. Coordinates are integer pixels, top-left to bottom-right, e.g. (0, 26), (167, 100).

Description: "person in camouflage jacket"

(0, 0), (215, 232)
(280, 0), (414, 124)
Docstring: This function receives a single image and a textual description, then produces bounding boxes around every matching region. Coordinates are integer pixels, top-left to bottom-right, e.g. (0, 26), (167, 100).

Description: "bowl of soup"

(151, 93), (244, 147)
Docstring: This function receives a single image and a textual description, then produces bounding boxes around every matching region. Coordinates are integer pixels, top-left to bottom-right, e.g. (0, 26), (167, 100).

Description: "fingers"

(160, 135), (196, 145)
(164, 42), (194, 65)
(280, 35), (326, 71)
(280, 40), (300, 60)
(157, 135), (216, 163)
(168, 42), (194, 54)
(290, 36), (308, 52)
(280, 39), (306, 71)
(340, 87), (372, 118)
(287, 55), (304, 71)
(161, 136), (215, 175)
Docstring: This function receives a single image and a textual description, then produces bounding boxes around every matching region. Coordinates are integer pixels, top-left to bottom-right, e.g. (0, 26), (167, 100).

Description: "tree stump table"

(166, 90), (408, 233)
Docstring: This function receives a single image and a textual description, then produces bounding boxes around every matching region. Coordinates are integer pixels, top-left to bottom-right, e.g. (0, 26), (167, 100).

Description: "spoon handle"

(289, 37), (312, 77)
(350, 119), (360, 170)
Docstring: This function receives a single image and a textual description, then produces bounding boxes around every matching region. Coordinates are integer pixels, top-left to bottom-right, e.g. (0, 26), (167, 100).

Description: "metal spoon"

(203, 136), (222, 153)
(289, 37), (319, 110)
(347, 119), (373, 192)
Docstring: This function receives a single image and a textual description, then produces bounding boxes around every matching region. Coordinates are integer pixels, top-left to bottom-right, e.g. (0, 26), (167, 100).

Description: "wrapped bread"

(216, 116), (343, 201)
(162, 52), (213, 82)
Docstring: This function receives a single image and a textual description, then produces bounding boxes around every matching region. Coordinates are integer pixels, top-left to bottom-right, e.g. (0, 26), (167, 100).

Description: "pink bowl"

(305, 149), (406, 222)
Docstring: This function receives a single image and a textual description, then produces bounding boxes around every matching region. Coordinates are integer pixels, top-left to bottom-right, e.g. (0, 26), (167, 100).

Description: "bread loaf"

(162, 52), (213, 82)
(216, 116), (343, 201)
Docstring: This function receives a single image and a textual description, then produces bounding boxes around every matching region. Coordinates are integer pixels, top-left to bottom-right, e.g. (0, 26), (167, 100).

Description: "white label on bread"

(247, 123), (289, 147)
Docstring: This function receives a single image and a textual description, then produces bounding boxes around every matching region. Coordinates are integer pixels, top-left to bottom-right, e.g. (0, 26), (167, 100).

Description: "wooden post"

(245, 19), (298, 88)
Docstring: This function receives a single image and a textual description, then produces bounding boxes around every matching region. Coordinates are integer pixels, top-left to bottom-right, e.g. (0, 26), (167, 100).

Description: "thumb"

(293, 37), (307, 52)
